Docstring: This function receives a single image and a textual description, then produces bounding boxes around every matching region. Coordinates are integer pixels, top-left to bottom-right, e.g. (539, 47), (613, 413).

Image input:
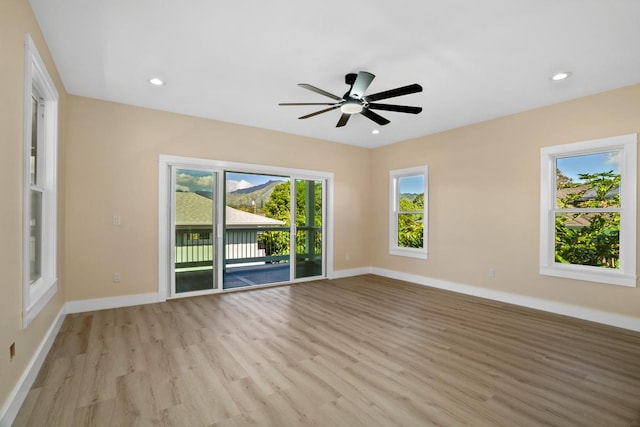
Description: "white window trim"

(389, 165), (428, 259)
(22, 34), (59, 327)
(539, 134), (637, 287)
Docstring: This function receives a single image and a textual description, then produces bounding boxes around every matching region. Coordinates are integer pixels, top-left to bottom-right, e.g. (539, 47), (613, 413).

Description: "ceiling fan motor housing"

(345, 73), (358, 86)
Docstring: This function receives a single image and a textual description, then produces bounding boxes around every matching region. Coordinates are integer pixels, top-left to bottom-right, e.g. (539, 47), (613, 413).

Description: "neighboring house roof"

(580, 186), (619, 201)
(556, 184), (620, 228)
(175, 192), (284, 227)
(556, 184), (619, 204)
(561, 214), (593, 228)
(225, 205), (284, 227)
(556, 184), (590, 202)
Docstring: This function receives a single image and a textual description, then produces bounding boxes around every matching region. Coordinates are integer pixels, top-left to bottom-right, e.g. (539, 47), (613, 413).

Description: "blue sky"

(175, 169), (213, 192)
(399, 175), (424, 194)
(556, 151), (620, 182)
(226, 172), (287, 187)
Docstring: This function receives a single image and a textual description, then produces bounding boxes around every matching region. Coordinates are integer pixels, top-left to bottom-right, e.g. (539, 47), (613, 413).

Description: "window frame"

(539, 134), (637, 287)
(389, 165), (428, 259)
(22, 34), (59, 327)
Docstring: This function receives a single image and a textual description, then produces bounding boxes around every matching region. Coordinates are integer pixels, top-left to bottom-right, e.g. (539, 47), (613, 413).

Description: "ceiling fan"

(279, 71), (423, 127)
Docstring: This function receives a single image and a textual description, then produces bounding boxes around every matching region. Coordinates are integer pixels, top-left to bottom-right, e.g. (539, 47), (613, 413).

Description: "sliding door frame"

(159, 154), (334, 301)
(291, 177), (327, 282)
(169, 165), (222, 298)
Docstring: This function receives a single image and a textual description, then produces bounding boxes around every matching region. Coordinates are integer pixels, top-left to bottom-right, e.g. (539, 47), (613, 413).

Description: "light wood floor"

(14, 275), (640, 426)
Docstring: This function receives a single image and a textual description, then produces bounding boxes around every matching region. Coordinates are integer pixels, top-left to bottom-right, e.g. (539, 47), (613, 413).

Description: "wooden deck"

(175, 264), (291, 293)
(13, 275), (640, 426)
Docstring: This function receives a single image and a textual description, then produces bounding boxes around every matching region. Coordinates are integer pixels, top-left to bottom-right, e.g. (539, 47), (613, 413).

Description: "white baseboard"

(371, 267), (640, 332)
(65, 292), (161, 314)
(329, 267), (373, 279)
(0, 306), (66, 427)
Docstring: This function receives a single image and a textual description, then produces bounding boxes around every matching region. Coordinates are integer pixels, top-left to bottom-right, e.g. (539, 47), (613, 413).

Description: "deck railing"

(175, 227), (290, 269)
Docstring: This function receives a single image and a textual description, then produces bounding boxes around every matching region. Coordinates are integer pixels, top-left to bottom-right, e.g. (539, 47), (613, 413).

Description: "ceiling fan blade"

(298, 84), (342, 101)
(279, 102), (339, 106)
(368, 103), (422, 114)
(298, 105), (341, 119)
(349, 71), (375, 99)
(361, 109), (390, 126)
(365, 83), (423, 102)
(336, 113), (351, 127)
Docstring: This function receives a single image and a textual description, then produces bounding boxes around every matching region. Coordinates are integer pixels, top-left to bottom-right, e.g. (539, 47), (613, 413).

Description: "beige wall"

(64, 96), (372, 301)
(67, 83), (640, 319)
(371, 84), (640, 318)
(0, 0), (67, 411)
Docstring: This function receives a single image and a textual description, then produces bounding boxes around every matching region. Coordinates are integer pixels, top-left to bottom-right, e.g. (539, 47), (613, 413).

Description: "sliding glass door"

(294, 179), (324, 279)
(223, 172), (291, 289)
(161, 156), (331, 297)
(222, 174), (325, 287)
(172, 168), (218, 295)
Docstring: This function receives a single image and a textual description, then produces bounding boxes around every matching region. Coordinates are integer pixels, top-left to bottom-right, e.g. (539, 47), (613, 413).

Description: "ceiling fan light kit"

(340, 100), (364, 114)
(279, 71), (423, 128)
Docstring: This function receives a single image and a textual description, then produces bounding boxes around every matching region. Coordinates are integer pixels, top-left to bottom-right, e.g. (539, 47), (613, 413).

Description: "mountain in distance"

(180, 180), (286, 212)
(231, 180), (283, 195)
(400, 193), (420, 201)
(226, 179), (285, 210)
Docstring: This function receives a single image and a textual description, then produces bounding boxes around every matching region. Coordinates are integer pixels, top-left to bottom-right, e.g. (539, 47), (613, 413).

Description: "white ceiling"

(29, 0), (640, 148)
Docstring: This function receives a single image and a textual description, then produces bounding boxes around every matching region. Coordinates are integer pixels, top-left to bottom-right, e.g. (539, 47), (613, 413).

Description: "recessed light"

(371, 129), (380, 135)
(149, 77), (165, 86)
(551, 72), (572, 81)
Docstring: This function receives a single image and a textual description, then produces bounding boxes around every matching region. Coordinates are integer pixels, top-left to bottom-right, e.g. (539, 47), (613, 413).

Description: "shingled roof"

(556, 184), (619, 206)
(175, 192), (284, 227)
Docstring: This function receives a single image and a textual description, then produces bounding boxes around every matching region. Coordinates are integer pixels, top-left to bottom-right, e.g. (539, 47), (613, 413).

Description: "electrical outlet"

(113, 272), (121, 283)
(10, 342), (15, 361)
(488, 268), (495, 278)
(113, 215), (121, 225)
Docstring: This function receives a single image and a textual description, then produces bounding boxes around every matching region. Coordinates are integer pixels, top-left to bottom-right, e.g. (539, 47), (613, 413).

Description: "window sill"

(24, 277), (58, 327)
(540, 265), (636, 287)
(390, 247), (428, 259)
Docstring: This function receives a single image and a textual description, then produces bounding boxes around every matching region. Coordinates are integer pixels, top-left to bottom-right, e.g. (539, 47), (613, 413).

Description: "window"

(23, 34), (59, 327)
(389, 166), (428, 259)
(540, 134), (637, 287)
(187, 232), (211, 242)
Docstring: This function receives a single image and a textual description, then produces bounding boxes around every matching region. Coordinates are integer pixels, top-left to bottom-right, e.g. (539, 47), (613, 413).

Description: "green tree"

(259, 182), (291, 261)
(260, 181), (323, 259)
(263, 181), (291, 223)
(556, 168), (573, 188)
(398, 194), (424, 248)
(555, 171), (620, 268)
(575, 171), (620, 208)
